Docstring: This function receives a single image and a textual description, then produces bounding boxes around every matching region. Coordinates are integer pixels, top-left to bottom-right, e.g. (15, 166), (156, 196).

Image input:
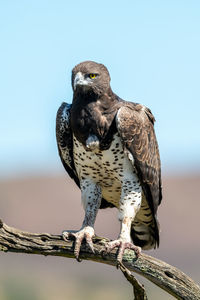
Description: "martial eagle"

(56, 61), (162, 262)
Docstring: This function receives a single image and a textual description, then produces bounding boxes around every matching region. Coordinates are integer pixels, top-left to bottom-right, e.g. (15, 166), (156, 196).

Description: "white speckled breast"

(73, 133), (125, 207)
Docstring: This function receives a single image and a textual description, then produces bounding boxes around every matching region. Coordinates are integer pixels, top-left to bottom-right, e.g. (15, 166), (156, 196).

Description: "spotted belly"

(73, 133), (125, 207)
(73, 133), (158, 250)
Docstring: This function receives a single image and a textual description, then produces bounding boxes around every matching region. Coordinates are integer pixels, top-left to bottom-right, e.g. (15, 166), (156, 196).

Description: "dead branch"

(0, 219), (199, 300)
(118, 261), (148, 300)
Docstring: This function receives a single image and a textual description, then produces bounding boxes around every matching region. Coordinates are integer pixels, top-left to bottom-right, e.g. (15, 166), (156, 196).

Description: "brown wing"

(56, 102), (80, 187)
(116, 102), (162, 215)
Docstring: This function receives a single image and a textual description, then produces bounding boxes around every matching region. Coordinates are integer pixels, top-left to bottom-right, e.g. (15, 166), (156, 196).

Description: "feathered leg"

(104, 156), (142, 263)
(63, 179), (101, 261)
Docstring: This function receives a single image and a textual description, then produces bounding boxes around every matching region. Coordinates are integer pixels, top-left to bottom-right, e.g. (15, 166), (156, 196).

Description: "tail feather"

(131, 195), (160, 250)
(131, 219), (159, 250)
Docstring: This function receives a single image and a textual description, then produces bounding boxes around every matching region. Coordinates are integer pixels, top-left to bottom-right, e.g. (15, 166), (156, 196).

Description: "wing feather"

(116, 103), (162, 246)
(56, 102), (80, 187)
(116, 103), (162, 210)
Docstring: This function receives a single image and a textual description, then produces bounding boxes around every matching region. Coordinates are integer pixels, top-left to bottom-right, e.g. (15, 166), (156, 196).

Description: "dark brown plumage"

(56, 61), (162, 262)
(70, 61), (119, 150)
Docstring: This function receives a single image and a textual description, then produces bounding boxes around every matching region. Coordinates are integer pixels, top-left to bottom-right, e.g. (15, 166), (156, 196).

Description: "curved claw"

(104, 239), (141, 263)
(62, 230), (73, 241)
(74, 235), (84, 261)
(62, 227), (95, 261)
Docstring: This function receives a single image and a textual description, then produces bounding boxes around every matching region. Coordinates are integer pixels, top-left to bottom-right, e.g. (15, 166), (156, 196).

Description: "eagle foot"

(103, 240), (141, 264)
(62, 226), (95, 262)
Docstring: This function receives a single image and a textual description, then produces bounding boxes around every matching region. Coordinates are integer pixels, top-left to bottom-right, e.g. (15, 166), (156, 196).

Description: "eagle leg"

(103, 164), (142, 263)
(63, 179), (102, 261)
(62, 226), (95, 262)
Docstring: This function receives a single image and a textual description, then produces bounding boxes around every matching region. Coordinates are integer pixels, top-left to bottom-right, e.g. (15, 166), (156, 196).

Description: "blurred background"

(0, 1), (200, 299)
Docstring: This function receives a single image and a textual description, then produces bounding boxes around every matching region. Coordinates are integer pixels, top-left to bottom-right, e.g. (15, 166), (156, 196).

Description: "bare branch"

(118, 261), (148, 300)
(0, 220), (199, 300)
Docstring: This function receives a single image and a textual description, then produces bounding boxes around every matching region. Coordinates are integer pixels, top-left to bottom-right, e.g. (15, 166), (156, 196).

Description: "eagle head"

(72, 61), (111, 95)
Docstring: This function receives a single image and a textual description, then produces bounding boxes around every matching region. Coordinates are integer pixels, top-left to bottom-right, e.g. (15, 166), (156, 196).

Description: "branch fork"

(0, 220), (199, 300)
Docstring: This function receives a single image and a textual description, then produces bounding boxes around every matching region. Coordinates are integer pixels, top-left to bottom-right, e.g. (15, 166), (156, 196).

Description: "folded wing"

(116, 102), (162, 248)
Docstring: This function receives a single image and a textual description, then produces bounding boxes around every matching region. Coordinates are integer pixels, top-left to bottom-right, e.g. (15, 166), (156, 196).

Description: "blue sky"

(0, 1), (200, 177)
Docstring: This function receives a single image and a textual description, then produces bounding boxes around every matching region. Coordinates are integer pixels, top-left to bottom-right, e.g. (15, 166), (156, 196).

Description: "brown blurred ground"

(0, 174), (200, 300)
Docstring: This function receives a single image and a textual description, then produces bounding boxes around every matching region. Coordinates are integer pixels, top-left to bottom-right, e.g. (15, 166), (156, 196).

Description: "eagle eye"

(89, 73), (96, 79)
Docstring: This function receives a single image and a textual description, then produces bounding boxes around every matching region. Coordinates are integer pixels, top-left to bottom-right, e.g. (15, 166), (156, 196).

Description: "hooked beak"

(74, 72), (89, 90)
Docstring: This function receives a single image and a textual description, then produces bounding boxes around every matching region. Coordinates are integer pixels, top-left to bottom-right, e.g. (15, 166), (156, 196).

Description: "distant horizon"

(1, 165), (200, 181)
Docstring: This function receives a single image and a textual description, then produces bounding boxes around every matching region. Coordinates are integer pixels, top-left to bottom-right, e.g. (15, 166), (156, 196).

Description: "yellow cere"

(89, 74), (96, 79)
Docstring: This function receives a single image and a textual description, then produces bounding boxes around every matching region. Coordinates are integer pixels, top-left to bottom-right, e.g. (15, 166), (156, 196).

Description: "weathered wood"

(0, 220), (199, 299)
(118, 262), (148, 300)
